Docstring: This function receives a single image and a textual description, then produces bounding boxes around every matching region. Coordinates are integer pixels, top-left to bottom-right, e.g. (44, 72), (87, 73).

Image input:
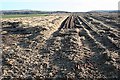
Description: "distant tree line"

(0, 10), (70, 15)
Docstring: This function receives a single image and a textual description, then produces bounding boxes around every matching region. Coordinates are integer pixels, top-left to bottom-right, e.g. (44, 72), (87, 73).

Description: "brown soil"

(1, 13), (120, 80)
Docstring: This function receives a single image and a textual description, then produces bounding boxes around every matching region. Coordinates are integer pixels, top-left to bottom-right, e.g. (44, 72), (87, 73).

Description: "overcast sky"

(0, 0), (119, 12)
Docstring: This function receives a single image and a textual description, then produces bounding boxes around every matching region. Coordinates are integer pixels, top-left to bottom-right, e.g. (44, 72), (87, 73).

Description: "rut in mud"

(39, 15), (119, 79)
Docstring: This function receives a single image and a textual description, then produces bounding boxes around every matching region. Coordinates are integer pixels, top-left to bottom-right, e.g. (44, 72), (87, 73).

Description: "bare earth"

(1, 13), (120, 79)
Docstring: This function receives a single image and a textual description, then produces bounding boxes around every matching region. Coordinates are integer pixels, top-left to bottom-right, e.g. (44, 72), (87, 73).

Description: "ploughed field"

(1, 13), (120, 79)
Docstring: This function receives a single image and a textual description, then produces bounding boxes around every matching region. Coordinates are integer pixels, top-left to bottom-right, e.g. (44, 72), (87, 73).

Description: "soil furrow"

(78, 16), (120, 52)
